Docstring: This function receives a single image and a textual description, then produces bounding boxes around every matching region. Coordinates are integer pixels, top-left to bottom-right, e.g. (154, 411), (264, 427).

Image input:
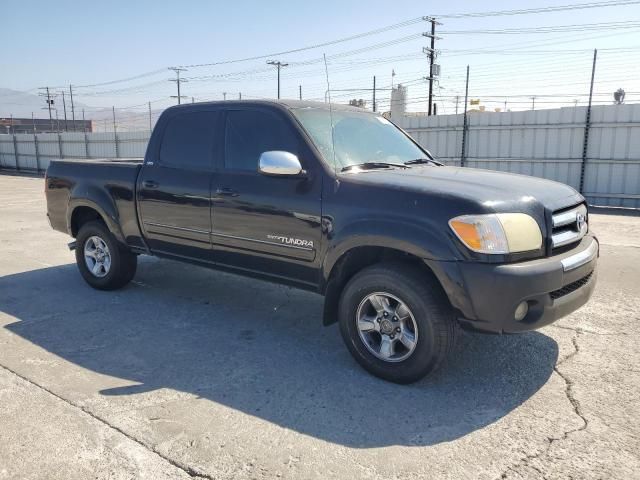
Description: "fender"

(67, 184), (126, 244)
(321, 215), (460, 286)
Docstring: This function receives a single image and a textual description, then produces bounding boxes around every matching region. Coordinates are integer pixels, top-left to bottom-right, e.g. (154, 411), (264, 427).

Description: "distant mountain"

(0, 88), (165, 131)
(0, 88), (65, 118)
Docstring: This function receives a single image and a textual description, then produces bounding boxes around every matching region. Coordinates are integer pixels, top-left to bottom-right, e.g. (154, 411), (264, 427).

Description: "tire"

(338, 262), (458, 384)
(75, 220), (137, 290)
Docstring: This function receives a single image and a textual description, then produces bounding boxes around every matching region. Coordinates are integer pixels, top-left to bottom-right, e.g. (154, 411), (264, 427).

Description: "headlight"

(449, 213), (542, 254)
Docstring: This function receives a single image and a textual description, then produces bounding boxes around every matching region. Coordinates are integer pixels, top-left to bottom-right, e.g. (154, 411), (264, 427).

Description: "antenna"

(323, 53), (338, 177)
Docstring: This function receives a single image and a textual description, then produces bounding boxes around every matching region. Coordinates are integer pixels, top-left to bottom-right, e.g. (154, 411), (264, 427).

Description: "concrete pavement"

(0, 173), (639, 479)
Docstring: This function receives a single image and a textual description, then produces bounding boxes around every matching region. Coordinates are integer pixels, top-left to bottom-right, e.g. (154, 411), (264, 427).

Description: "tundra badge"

(267, 234), (314, 249)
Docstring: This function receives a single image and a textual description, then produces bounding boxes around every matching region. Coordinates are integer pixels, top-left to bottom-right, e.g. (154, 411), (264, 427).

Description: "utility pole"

(82, 109), (86, 132)
(168, 67), (188, 104)
(455, 95), (459, 115)
(461, 66), (470, 167)
(39, 87), (54, 132)
(423, 17), (440, 116)
(299, 85), (302, 100)
(428, 18), (435, 116)
(55, 108), (60, 133)
(239, 92), (242, 100)
(69, 85), (76, 131)
(60, 91), (68, 132)
(373, 76), (377, 112)
(267, 60), (288, 99)
(223, 92), (227, 101)
(32, 112), (40, 171)
(112, 106), (119, 157)
(531, 96), (536, 110)
(580, 49), (598, 194)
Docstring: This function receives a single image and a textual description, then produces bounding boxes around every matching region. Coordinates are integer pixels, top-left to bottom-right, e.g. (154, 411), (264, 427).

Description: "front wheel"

(75, 220), (137, 290)
(338, 263), (458, 384)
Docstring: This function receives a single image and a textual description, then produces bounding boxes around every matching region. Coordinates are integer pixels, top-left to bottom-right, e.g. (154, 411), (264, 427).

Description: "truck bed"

(45, 158), (144, 248)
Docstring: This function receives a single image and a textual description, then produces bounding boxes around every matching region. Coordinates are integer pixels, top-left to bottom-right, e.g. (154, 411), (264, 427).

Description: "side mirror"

(259, 151), (305, 177)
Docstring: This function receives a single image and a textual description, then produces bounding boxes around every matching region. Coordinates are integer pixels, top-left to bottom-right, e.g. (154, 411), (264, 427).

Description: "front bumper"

(429, 235), (599, 333)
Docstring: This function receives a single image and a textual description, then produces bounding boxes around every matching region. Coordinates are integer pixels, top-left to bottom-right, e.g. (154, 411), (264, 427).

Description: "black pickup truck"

(45, 100), (598, 383)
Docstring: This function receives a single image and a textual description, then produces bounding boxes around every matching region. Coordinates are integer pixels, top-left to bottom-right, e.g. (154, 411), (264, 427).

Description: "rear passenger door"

(211, 107), (322, 285)
(137, 109), (220, 258)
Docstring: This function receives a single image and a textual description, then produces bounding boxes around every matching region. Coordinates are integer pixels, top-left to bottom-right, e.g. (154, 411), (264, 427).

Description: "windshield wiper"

(341, 162), (408, 172)
(403, 158), (443, 166)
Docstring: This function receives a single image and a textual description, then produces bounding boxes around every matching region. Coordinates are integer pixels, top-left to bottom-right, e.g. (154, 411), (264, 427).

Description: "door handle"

(215, 187), (239, 197)
(143, 180), (159, 188)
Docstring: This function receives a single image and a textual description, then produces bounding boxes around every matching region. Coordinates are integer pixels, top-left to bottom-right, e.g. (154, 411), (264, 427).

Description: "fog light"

(514, 301), (529, 321)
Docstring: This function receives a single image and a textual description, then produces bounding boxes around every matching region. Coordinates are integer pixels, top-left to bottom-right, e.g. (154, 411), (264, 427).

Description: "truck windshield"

(291, 107), (429, 171)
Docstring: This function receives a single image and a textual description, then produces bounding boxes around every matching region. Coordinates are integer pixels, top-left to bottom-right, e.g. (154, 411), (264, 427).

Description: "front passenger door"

(211, 108), (322, 285)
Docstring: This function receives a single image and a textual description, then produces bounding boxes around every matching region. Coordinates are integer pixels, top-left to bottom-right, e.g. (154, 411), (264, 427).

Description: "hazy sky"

(2, 0), (640, 118)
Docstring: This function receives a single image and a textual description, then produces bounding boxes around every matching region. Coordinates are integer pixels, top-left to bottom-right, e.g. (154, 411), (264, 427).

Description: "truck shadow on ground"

(1, 257), (558, 448)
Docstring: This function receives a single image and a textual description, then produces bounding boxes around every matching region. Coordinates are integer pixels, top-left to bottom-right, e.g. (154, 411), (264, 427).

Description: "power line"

(179, 34), (424, 86)
(177, 2), (640, 67)
(437, 0), (640, 18)
(178, 18), (425, 69)
(9, 1), (640, 97)
(73, 79), (169, 96)
(73, 69), (168, 89)
(440, 21), (640, 35)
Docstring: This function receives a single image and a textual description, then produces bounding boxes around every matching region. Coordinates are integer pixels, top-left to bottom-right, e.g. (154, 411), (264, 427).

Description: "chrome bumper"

(561, 238), (599, 272)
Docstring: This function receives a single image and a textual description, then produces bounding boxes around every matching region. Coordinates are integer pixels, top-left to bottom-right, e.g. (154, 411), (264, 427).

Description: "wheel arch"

(68, 199), (125, 244)
(320, 245), (445, 326)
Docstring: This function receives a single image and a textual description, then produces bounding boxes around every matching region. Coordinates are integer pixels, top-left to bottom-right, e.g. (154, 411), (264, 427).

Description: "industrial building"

(0, 117), (93, 134)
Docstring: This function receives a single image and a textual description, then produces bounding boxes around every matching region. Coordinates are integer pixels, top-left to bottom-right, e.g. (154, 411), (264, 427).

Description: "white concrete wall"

(396, 104), (640, 208)
(1, 104), (639, 208)
(0, 131), (150, 172)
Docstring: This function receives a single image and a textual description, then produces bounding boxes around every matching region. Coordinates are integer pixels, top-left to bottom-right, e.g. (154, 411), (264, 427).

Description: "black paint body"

(45, 100), (597, 333)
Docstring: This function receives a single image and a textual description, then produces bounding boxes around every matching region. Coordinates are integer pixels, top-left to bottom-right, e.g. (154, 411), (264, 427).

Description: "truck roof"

(164, 99), (374, 114)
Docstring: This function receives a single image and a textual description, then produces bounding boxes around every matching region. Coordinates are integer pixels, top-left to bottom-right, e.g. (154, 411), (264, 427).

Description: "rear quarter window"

(159, 111), (219, 170)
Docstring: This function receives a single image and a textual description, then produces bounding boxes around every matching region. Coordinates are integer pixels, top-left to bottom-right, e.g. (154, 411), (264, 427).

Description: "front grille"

(550, 271), (593, 300)
(551, 203), (588, 252)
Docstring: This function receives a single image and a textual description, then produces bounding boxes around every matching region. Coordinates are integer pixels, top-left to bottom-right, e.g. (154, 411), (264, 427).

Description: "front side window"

(224, 110), (298, 171)
(291, 107), (427, 170)
(159, 111), (218, 169)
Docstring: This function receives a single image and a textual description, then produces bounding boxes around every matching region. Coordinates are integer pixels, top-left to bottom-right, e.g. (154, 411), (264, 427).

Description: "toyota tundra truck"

(45, 100), (598, 383)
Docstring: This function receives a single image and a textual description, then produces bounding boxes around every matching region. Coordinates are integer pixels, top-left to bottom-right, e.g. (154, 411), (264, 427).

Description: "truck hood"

(344, 165), (582, 213)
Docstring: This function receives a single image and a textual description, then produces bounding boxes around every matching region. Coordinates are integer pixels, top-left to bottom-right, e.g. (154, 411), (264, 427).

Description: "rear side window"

(224, 110), (298, 171)
(159, 111), (218, 169)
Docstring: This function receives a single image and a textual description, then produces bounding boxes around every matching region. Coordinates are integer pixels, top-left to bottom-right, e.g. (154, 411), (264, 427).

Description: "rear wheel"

(75, 220), (137, 290)
(338, 263), (458, 384)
